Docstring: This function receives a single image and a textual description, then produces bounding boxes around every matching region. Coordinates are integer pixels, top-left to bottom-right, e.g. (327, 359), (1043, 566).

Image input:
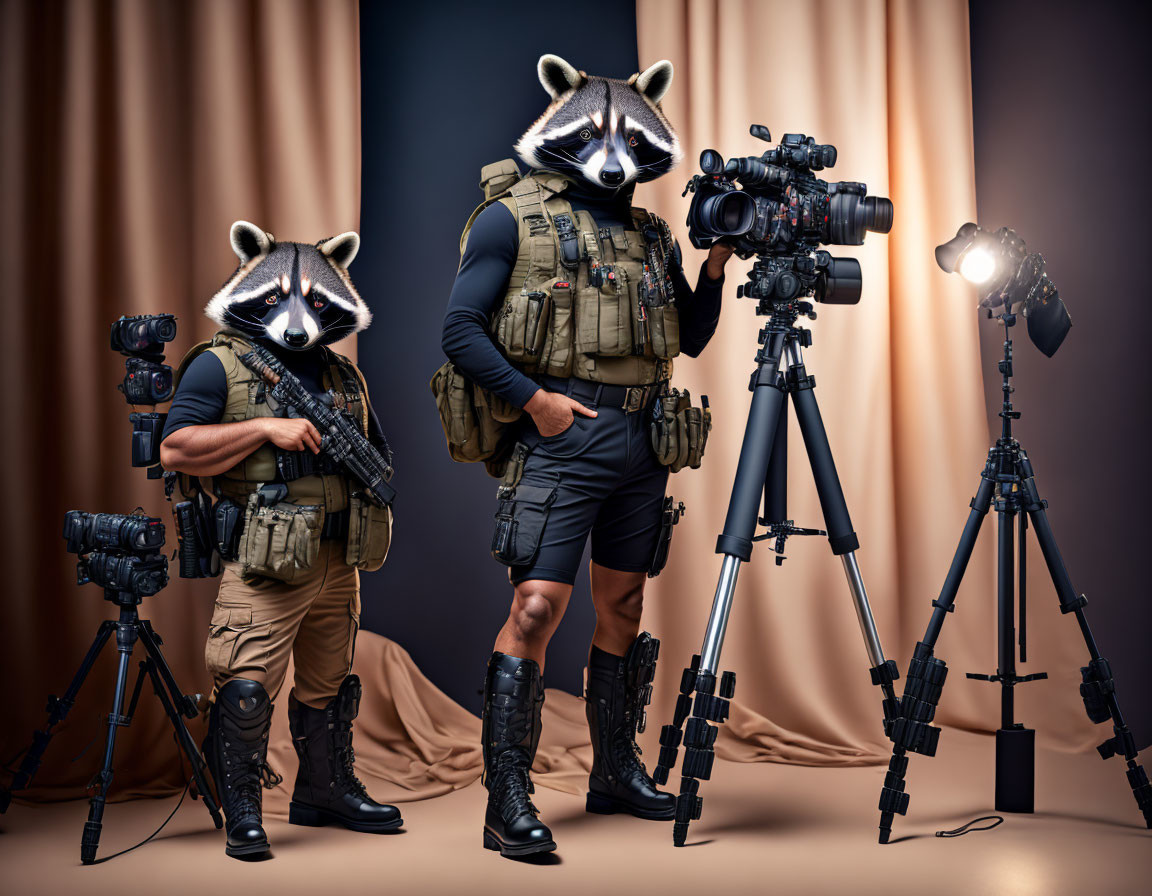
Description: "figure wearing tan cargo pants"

(161, 221), (400, 859)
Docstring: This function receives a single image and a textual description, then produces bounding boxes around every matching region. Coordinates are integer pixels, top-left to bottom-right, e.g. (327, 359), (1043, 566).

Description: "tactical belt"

(321, 508), (350, 540)
(537, 375), (663, 415)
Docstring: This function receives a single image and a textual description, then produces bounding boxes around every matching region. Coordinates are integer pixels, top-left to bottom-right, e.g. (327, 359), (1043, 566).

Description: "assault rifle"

(238, 345), (397, 507)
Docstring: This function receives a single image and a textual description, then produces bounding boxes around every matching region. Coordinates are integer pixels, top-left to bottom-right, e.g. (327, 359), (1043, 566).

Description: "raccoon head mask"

(205, 221), (371, 350)
(514, 54), (682, 192)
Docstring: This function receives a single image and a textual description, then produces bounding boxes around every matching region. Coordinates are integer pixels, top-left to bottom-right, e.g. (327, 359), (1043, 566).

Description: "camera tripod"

(875, 316), (1152, 842)
(653, 295), (901, 846)
(0, 586), (222, 864)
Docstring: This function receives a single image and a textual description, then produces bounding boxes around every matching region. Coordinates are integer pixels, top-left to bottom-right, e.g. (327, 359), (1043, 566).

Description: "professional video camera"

(684, 125), (892, 305)
(64, 510), (169, 599)
(110, 314), (177, 473)
(656, 126), (899, 847)
(110, 313), (177, 356)
(63, 509), (166, 555)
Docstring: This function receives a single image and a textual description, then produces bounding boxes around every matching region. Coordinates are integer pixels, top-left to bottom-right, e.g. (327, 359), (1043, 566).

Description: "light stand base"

(995, 726), (1035, 813)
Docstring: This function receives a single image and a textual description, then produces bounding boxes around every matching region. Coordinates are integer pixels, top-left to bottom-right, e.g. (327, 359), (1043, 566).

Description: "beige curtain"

(635, 0), (1098, 761)
(0, 0), (362, 798)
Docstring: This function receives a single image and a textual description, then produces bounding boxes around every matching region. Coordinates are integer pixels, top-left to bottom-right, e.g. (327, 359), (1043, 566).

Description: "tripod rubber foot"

(81, 820), (101, 865)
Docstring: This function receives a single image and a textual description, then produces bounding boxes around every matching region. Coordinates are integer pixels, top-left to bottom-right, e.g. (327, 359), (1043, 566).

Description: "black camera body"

(63, 510), (165, 555)
(112, 314), (177, 475)
(110, 314), (177, 357)
(77, 551), (169, 597)
(685, 126), (893, 306)
(120, 356), (173, 405)
(64, 510), (169, 599)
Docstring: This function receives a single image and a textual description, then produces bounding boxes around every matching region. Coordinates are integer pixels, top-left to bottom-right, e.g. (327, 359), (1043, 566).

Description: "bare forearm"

(160, 419), (271, 477)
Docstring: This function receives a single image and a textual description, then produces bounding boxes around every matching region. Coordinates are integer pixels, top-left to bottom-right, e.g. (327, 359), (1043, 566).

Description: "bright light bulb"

(958, 247), (997, 284)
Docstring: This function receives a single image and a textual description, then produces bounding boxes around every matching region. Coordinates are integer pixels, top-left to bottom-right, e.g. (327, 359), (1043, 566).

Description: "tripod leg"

(81, 621), (137, 865)
(659, 330), (790, 847)
(786, 369), (901, 722)
(877, 468), (997, 842)
(0, 621), (116, 811)
(1018, 455), (1152, 828)
(137, 623), (223, 827)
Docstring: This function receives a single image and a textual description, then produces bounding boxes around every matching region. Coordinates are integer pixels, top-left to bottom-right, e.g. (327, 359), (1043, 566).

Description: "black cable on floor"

(935, 815), (1004, 837)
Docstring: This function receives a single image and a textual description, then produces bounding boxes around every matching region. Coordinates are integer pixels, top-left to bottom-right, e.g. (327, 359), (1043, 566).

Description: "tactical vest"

(174, 331), (370, 514)
(465, 163), (682, 387)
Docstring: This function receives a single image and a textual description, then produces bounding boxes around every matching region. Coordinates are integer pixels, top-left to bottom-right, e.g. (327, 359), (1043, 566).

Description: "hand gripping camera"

(684, 125), (893, 305)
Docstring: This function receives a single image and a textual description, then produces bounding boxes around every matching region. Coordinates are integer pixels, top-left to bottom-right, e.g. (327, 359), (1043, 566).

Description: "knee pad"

(215, 678), (273, 742)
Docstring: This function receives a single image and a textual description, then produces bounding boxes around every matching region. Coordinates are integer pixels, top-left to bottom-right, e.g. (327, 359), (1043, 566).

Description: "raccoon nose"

(284, 328), (309, 348)
(599, 166), (625, 187)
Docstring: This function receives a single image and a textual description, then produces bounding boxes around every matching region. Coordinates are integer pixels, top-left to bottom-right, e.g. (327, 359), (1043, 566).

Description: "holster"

(648, 497), (685, 578)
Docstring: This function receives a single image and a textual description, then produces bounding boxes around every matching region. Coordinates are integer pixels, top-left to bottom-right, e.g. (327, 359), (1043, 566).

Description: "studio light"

(935, 222), (1072, 357)
(958, 246), (996, 284)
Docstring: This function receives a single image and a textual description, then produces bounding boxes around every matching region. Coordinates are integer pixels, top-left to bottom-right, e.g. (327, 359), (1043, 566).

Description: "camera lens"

(151, 367), (173, 401)
(828, 191), (894, 245)
(863, 196), (894, 235)
(153, 316), (177, 342)
(695, 190), (756, 239)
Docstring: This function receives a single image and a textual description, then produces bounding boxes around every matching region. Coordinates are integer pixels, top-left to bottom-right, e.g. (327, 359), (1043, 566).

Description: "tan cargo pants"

(205, 539), (360, 708)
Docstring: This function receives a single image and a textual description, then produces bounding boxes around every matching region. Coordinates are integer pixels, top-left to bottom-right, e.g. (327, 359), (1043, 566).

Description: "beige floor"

(1, 729), (1148, 896)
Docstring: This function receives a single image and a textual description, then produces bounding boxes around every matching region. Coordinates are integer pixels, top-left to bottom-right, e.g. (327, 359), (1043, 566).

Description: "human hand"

(524, 389), (597, 437)
(262, 417), (322, 453)
(706, 241), (736, 281)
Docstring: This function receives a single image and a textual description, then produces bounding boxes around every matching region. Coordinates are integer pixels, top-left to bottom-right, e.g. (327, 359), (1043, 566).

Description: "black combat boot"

(585, 633), (674, 819)
(481, 652), (555, 857)
(203, 678), (276, 859)
(287, 675), (403, 833)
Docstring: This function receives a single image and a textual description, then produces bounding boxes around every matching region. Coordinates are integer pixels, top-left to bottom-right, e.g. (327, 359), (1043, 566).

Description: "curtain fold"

(0, 0), (361, 798)
(632, 0), (1074, 761)
(1, 0), (1101, 809)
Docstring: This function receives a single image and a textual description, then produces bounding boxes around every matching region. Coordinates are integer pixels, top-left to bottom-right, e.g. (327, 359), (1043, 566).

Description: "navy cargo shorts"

(492, 377), (670, 586)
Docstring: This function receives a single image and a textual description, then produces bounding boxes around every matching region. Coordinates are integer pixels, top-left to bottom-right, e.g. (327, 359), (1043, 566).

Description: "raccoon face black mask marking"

(514, 54), (682, 192)
(206, 221), (371, 350)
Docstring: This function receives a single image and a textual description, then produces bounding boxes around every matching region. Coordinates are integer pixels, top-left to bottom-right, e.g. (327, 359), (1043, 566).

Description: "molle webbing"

(491, 172), (680, 387)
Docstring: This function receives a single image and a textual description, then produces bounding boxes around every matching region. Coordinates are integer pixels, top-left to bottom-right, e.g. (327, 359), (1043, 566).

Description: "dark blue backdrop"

(355, 0), (639, 709)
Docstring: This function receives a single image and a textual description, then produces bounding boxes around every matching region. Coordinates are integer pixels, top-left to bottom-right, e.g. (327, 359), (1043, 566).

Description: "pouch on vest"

(649, 388), (712, 473)
(646, 303), (681, 359)
(495, 286), (552, 363)
(491, 472), (558, 567)
(237, 493), (323, 583)
(430, 360), (521, 465)
(346, 493), (392, 572)
(575, 262), (635, 358)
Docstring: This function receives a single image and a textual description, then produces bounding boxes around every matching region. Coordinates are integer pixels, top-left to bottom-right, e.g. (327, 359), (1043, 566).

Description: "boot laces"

(334, 728), (370, 799)
(611, 706), (654, 782)
(492, 750), (538, 820)
(225, 761), (269, 824)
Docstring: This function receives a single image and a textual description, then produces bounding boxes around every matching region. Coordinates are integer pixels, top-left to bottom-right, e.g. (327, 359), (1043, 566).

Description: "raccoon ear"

(537, 54), (584, 100)
(230, 221), (274, 263)
(318, 231), (360, 269)
(635, 60), (674, 105)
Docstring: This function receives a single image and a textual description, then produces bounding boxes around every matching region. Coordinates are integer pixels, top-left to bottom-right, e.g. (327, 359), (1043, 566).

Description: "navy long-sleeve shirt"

(441, 185), (723, 409)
